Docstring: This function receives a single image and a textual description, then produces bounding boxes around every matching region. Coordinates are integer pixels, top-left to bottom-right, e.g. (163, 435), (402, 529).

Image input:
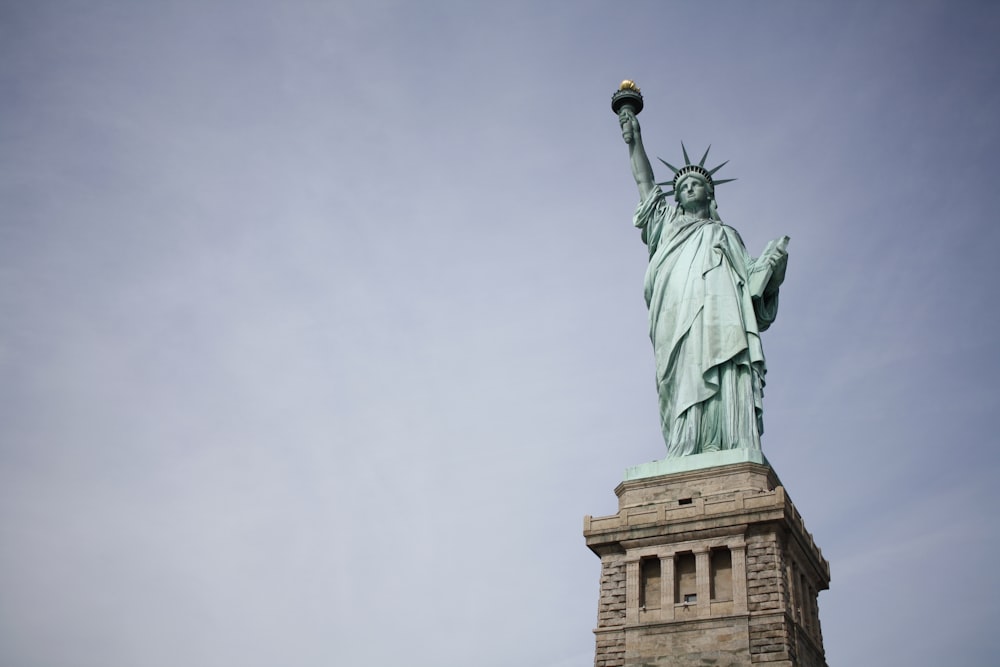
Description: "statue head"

(674, 172), (714, 206)
(657, 144), (735, 212)
(673, 172), (719, 219)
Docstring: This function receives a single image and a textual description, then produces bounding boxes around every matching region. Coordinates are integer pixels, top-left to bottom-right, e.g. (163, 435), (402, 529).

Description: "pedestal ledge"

(624, 448), (770, 481)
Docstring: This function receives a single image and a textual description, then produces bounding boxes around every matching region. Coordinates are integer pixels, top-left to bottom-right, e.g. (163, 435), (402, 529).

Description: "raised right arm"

(619, 109), (656, 202)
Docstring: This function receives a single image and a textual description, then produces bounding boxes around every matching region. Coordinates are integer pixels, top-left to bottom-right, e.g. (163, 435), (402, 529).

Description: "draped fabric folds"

(634, 187), (779, 457)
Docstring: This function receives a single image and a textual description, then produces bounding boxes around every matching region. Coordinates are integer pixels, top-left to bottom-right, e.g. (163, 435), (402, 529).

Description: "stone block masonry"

(584, 462), (829, 667)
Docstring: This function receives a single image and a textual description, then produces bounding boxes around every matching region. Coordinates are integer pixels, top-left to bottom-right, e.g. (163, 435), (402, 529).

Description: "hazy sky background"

(2, 1), (999, 665)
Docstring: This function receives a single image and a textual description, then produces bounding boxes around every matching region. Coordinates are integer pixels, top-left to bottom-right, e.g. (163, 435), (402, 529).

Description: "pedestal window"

(674, 552), (697, 604)
(710, 547), (733, 601)
(639, 557), (661, 610)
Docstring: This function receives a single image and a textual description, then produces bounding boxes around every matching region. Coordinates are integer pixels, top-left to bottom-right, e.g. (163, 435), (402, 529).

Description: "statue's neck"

(679, 203), (711, 219)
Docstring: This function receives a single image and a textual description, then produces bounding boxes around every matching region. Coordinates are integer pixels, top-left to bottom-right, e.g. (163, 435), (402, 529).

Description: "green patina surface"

(614, 83), (789, 468)
(623, 448), (769, 481)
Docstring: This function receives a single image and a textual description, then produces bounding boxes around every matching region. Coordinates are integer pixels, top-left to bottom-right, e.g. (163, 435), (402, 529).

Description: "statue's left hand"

(759, 238), (789, 294)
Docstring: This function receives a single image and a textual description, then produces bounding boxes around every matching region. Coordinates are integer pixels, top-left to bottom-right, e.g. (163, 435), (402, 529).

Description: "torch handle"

(620, 103), (636, 143)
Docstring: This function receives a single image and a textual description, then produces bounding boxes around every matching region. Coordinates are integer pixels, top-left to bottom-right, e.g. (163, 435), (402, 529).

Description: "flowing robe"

(634, 187), (779, 457)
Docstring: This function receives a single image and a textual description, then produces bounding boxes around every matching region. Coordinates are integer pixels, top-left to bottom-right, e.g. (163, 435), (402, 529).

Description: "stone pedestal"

(584, 462), (829, 667)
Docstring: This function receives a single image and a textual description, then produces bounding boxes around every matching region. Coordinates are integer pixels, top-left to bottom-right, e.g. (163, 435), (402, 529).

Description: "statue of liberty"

(613, 82), (789, 458)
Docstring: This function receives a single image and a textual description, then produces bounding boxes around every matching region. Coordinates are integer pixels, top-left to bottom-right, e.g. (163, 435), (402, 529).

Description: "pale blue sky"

(2, 1), (999, 665)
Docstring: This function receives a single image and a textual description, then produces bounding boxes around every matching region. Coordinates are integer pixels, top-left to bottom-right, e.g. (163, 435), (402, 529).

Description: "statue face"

(676, 174), (711, 208)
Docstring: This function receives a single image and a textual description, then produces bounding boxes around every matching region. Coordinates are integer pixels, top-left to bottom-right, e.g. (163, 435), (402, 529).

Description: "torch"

(611, 80), (644, 143)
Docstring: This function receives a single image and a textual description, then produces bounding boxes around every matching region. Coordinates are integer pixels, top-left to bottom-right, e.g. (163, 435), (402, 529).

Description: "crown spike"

(707, 160), (730, 176)
(657, 158), (680, 174)
(661, 145), (736, 194)
(698, 145), (712, 167)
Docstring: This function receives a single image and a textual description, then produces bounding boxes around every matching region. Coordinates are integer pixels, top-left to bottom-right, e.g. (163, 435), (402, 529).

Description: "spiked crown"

(656, 143), (736, 198)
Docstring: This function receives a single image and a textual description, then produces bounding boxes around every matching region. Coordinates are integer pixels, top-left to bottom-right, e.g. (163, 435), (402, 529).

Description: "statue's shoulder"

(658, 196), (679, 219)
(720, 223), (748, 248)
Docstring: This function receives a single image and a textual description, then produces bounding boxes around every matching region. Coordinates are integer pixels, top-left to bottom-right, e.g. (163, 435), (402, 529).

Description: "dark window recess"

(674, 552), (697, 603)
(639, 557), (661, 610)
(710, 548), (733, 601)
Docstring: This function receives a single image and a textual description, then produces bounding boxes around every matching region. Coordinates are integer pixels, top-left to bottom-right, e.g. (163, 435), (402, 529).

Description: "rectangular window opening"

(710, 547), (733, 601)
(639, 557), (661, 610)
(674, 552), (697, 604)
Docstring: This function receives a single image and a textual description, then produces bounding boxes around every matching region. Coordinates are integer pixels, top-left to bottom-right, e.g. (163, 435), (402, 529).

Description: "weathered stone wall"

(748, 614), (794, 665)
(595, 557), (626, 667)
(746, 528), (787, 614)
(745, 528), (794, 663)
(793, 628), (827, 667)
(624, 618), (752, 667)
(586, 464), (828, 667)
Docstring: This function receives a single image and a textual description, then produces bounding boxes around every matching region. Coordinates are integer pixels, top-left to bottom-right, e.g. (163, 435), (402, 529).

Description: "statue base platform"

(584, 461), (829, 667)
(624, 448), (770, 481)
